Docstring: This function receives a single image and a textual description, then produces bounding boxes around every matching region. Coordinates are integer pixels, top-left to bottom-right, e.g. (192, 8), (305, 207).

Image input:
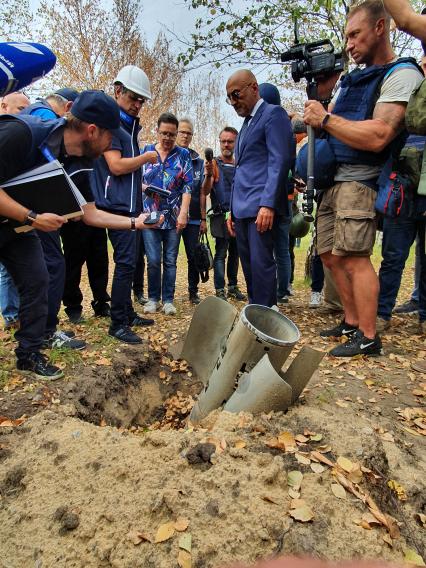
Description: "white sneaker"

(163, 302), (177, 316)
(309, 291), (323, 308)
(143, 300), (158, 314)
(287, 284), (294, 296)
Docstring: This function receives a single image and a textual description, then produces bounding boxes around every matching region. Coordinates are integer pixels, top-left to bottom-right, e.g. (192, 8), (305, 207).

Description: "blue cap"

(71, 90), (120, 131)
(55, 88), (79, 102)
(259, 83), (281, 106)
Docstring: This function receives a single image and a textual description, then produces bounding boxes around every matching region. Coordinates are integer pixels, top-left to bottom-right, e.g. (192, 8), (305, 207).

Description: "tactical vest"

(0, 113), (66, 169)
(328, 58), (421, 166)
(211, 158), (235, 213)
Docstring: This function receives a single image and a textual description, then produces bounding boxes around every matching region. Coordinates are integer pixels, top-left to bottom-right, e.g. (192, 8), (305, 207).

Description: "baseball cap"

(71, 90), (120, 131)
(55, 88), (79, 102)
(259, 83), (281, 106)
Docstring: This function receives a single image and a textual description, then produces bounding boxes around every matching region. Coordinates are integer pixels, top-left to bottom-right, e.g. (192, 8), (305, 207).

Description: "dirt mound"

(0, 397), (424, 567)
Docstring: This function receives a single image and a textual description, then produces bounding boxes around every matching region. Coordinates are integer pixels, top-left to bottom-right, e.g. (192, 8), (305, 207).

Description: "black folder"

(1, 160), (85, 233)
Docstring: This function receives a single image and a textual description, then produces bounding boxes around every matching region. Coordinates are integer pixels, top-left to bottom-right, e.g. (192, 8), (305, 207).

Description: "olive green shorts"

(316, 181), (377, 257)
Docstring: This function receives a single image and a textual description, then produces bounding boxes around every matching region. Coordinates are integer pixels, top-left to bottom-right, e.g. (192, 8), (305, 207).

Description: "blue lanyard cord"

(40, 143), (56, 162)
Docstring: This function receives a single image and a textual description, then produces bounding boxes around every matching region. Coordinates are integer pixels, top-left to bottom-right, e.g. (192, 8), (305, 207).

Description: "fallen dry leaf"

(174, 517), (190, 532)
(337, 456), (355, 473)
(387, 479), (407, 501)
(94, 357), (112, 366)
(290, 498), (306, 509)
(310, 463), (325, 474)
(289, 505), (314, 522)
(287, 470), (303, 491)
(234, 440), (246, 449)
(404, 548), (425, 566)
(278, 431), (297, 452)
(295, 452), (311, 465)
(331, 483), (347, 500)
(178, 549), (192, 568)
(179, 533), (192, 553)
(155, 522), (175, 543)
(128, 530), (152, 545)
(288, 488), (300, 499)
(261, 495), (280, 505)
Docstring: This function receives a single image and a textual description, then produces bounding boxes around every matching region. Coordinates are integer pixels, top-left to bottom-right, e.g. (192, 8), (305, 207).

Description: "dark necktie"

(238, 115), (251, 153)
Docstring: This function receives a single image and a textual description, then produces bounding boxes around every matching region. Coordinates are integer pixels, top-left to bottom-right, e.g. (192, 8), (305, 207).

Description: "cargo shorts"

(316, 181), (377, 257)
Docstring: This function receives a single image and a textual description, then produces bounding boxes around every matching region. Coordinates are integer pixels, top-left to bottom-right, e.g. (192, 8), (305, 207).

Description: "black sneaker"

(92, 301), (111, 317)
(134, 293), (148, 305)
(109, 326), (142, 344)
(393, 299), (419, 314)
(129, 315), (154, 327)
(227, 286), (247, 301)
(320, 320), (358, 338)
(66, 311), (84, 324)
(329, 330), (383, 358)
(189, 293), (201, 305)
(17, 352), (63, 380)
(215, 289), (227, 301)
(43, 330), (86, 350)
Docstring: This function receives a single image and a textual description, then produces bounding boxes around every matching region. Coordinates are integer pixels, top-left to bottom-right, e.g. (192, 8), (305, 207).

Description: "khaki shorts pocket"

(334, 209), (376, 255)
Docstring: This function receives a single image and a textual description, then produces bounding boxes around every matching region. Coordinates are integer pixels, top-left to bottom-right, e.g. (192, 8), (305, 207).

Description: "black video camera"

(281, 39), (344, 84)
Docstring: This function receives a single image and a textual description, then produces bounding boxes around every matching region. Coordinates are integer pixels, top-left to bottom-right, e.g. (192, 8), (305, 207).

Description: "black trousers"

(182, 223), (200, 295)
(0, 230), (48, 359)
(37, 229), (65, 337)
(132, 230), (146, 297)
(108, 227), (138, 329)
(61, 221), (110, 315)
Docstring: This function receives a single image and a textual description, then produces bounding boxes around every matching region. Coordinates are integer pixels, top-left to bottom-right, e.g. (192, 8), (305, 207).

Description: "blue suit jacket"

(232, 101), (294, 218)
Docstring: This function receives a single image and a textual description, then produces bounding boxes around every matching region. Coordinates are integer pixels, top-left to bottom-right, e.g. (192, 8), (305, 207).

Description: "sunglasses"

(226, 83), (252, 105)
(122, 87), (147, 104)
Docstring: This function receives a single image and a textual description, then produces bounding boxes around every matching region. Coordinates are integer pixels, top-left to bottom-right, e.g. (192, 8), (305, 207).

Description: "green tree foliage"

(177, 0), (424, 73)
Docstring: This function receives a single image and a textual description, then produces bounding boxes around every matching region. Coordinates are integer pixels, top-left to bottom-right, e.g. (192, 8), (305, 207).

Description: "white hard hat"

(114, 65), (152, 100)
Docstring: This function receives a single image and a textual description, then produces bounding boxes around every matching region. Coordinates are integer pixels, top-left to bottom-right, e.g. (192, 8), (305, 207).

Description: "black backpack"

(194, 233), (213, 282)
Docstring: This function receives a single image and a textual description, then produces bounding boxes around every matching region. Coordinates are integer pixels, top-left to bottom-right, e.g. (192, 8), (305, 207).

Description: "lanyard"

(40, 143), (56, 163)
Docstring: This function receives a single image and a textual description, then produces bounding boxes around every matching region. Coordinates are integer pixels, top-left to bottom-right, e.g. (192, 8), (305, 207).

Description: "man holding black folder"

(0, 90), (159, 380)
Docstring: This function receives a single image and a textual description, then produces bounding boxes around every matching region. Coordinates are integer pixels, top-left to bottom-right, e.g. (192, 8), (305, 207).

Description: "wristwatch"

(130, 217), (136, 231)
(321, 112), (332, 129)
(24, 210), (38, 226)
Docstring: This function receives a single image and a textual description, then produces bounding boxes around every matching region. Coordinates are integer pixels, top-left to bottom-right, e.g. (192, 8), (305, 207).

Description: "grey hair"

(178, 117), (194, 131)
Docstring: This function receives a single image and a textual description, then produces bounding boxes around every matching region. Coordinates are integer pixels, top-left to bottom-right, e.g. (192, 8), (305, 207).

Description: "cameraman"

(303, 0), (423, 357)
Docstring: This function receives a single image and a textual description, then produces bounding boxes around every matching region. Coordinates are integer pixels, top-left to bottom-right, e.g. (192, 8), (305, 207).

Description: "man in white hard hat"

(91, 65), (158, 344)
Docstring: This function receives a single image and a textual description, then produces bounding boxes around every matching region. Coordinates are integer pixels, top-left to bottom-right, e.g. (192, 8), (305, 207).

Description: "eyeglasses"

(226, 83), (252, 105)
(158, 131), (177, 139)
(178, 130), (193, 136)
(122, 87), (147, 104)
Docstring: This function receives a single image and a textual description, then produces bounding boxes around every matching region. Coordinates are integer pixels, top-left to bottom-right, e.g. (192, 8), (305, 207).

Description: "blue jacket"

(20, 100), (58, 120)
(211, 158), (235, 213)
(232, 101), (294, 218)
(188, 149), (204, 221)
(91, 110), (142, 215)
(329, 58), (421, 166)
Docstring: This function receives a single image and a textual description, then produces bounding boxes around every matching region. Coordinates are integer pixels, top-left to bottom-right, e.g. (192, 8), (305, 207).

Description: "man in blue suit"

(226, 70), (294, 307)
